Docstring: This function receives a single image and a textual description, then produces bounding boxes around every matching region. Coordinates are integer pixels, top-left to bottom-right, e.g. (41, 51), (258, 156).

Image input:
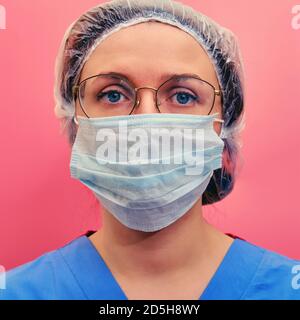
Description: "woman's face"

(76, 21), (222, 134)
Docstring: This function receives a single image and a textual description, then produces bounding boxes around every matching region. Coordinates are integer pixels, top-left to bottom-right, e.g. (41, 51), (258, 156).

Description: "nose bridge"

(133, 86), (159, 114)
(135, 85), (157, 93)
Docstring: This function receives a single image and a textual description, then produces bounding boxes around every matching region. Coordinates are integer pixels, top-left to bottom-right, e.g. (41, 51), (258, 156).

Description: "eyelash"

(96, 90), (128, 103)
(170, 91), (198, 104)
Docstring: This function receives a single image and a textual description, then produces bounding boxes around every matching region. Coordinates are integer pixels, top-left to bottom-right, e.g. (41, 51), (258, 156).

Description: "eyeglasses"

(72, 73), (222, 118)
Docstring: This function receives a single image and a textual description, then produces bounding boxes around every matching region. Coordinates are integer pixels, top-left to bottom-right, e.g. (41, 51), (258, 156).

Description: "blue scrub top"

(1, 232), (300, 300)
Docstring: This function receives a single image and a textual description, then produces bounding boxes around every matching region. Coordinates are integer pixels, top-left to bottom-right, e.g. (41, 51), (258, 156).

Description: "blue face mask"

(70, 113), (224, 232)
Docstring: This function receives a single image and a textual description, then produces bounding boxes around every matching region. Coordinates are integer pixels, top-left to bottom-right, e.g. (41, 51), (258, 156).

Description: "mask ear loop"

(214, 118), (224, 123)
(73, 115), (79, 125)
(211, 112), (224, 123)
(212, 113), (226, 138)
(219, 122), (227, 139)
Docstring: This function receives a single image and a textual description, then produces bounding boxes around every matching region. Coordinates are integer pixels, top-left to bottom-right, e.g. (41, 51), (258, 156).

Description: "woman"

(1, 0), (300, 300)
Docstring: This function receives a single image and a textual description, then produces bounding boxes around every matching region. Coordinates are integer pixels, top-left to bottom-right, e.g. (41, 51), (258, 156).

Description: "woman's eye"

(96, 90), (127, 104)
(171, 91), (198, 105)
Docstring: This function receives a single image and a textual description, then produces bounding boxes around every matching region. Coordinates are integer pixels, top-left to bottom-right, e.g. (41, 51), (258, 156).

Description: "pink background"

(0, 0), (299, 270)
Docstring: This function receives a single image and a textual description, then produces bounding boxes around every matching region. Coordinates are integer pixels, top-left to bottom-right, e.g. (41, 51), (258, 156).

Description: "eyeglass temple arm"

(72, 85), (79, 98)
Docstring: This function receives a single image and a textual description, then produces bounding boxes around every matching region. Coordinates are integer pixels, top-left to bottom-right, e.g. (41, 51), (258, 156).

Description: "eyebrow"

(95, 71), (202, 84)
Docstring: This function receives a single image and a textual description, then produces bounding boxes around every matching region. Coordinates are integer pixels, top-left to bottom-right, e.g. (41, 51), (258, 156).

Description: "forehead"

(80, 21), (218, 87)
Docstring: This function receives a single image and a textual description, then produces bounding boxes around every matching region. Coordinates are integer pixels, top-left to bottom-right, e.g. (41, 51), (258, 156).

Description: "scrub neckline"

(59, 234), (262, 300)
(84, 234), (236, 300)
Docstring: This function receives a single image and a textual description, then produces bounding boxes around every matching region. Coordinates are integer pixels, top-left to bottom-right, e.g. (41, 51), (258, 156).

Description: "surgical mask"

(70, 113), (224, 232)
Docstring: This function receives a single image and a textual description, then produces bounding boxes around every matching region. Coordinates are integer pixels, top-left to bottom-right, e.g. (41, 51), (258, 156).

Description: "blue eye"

(173, 91), (198, 105)
(97, 90), (126, 104)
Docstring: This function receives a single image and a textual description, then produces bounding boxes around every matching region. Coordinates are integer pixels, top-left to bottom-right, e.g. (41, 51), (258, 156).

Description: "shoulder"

(0, 248), (58, 300)
(0, 237), (86, 300)
(239, 239), (300, 300)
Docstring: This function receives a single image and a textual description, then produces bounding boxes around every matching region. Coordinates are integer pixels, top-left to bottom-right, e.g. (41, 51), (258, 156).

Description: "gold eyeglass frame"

(72, 72), (223, 120)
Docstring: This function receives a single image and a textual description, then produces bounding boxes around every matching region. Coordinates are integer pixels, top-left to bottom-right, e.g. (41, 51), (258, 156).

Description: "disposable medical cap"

(53, 0), (246, 205)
